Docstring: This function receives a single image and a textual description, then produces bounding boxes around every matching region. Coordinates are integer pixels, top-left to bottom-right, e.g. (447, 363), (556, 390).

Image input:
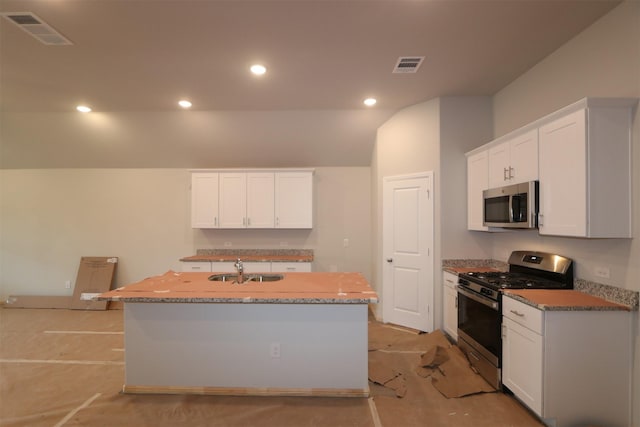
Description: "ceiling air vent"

(1, 12), (72, 45)
(392, 56), (425, 74)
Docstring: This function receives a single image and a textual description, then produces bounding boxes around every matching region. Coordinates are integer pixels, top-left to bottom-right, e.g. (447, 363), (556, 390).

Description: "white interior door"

(382, 172), (434, 332)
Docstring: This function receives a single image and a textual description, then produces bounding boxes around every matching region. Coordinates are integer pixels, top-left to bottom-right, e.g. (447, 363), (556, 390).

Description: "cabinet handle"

(248, 218), (251, 226)
(510, 310), (525, 317)
(538, 213), (544, 227)
(503, 167), (509, 181)
(276, 217), (279, 227)
(386, 258), (393, 263)
(509, 166), (514, 179)
(455, 296), (458, 308)
(446, 279), (454, 284)
(214, 217), (218, 227)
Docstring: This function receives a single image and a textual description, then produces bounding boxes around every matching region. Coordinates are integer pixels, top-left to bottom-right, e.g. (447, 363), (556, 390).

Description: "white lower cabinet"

(502, 295), (632, 427)
(211, 261), (271, 273)
(183, 261), (312, 273)
(442, 271), (458, 341)
(181, 262), (212, 272)
(271, 262), (312, 273)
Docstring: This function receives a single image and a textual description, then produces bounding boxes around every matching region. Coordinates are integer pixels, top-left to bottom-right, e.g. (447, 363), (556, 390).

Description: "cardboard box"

(70, 257), (118, 310)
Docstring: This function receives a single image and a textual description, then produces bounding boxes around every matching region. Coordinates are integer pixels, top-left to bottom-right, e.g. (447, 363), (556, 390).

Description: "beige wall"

(492, 0), (639, 294)
(371, 97), (493, 324)
(0, 167), (371, 298)
(491, 1), (640, 424)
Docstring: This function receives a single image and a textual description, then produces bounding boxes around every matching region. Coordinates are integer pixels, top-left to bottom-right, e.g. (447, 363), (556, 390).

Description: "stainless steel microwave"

(483, 181), (538, 229)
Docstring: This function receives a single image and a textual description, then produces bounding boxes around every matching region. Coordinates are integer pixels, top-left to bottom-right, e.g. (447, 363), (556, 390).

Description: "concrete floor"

(0, 306), (543, 427)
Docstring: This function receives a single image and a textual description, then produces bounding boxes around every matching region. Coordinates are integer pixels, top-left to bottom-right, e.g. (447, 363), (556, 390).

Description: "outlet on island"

(270, 342), (281, 358)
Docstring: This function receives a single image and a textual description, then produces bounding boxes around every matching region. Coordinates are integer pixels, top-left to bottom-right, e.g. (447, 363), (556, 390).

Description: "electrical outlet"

(270, 342), (281, 358)
(595, 266), (610, 279)
(64, 280), (71, 289)
(343, 238), (349, 248)
(224, 242), (232, 247)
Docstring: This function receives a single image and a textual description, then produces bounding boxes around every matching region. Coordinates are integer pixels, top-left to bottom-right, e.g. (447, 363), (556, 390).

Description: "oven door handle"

(457, 286), (499, 311)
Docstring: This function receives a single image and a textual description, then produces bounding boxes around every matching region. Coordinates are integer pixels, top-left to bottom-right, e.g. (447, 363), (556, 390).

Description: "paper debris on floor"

(368, 350), (407, 397)
(368, 327), (496, 399)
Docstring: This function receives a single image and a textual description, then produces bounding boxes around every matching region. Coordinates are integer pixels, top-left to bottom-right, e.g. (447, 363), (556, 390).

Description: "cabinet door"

(508, 129), (538, 184)
(271, 262), (312, 273)
(467, 151), (489, 231)
(219, 173), (248, 228)
(275, 172), (313, 228)
(538, 109), (587, 236)
(191, 172), (219, 228)
(246, 173), (275, 228)
(502, 316), (543, 416)
(488, 142), (510, 188)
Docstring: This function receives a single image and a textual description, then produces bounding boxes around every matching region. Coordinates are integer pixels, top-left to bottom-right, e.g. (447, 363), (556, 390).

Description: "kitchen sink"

(207, 273), (284, 284)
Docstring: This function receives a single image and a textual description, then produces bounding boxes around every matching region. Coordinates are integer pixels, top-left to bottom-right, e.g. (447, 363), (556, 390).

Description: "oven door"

(457, 285), (502, 388)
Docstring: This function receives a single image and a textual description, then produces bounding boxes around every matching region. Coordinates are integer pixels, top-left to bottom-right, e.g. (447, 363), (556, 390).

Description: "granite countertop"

(442, 258), (639, 311)
(504, 289), (633, 312)
(442, 259), (508, 275)
(180, 249), (314, 263)
(97, 271), (377, 304)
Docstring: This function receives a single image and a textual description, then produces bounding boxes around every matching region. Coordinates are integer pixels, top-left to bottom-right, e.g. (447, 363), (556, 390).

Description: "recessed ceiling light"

(76, 105), (91, 113)
(250, 64), (267, 76)
(178, 100), (192, 109)
(363, 98), (377, 107)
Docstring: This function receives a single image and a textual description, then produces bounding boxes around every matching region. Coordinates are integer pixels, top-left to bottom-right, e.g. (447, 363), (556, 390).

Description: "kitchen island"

(98, 271), (377, 397)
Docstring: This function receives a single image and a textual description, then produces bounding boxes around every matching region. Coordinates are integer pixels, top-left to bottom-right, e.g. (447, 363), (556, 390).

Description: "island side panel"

(123, 302), (369, 395)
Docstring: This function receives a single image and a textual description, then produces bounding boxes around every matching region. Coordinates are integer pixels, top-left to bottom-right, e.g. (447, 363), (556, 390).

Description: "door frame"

(382, 171), (434, 332)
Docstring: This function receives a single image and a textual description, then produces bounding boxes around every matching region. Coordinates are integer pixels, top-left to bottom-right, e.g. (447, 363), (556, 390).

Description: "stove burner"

(461, 271), (568, 291)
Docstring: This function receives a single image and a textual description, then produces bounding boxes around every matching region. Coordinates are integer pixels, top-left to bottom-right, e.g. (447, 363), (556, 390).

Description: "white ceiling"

(0, 0), (620, 168)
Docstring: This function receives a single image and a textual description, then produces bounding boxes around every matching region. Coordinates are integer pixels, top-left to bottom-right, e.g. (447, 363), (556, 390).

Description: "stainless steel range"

(456, 251), (573, 389)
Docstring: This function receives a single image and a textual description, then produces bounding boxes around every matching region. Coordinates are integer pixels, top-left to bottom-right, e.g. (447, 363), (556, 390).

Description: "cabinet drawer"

(271, 262), (312, 273)
(181, 262), (212, 272)
(503, 296), (543, 334)
(442, 271), (458, 290)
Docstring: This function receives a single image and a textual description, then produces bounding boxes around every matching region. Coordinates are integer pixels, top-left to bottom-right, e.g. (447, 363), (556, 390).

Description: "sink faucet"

(234, 257), (244, 284)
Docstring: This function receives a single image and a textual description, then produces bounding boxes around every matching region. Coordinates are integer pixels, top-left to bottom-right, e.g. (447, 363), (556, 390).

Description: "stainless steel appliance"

(456, 250), (573, 389)
(483, 181), (538, 228)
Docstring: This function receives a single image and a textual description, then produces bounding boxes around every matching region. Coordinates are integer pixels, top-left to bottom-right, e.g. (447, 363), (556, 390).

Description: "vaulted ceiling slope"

(0, 0), (619, 168)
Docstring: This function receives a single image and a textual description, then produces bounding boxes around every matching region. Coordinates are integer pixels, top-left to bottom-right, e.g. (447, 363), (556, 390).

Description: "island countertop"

(98, 271), (378, 304)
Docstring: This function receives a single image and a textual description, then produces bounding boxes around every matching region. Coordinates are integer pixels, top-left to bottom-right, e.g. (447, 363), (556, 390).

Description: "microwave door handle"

(509, 195), (514, 223)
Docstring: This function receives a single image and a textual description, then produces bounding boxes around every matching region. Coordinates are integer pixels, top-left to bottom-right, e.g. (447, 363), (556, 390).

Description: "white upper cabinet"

(219, 172), (275, 229)
(191, 169), (313, 229)
(488, 128), (538, 188)
(466, 151), (489, 231)
(466, 97), (636, 238)
(219, 172), (248, 228)
(246, 173), (275, 228)
(275, 171), (313, 228)
(538, 101), (635, 238)
(191, 172), (219, 228)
